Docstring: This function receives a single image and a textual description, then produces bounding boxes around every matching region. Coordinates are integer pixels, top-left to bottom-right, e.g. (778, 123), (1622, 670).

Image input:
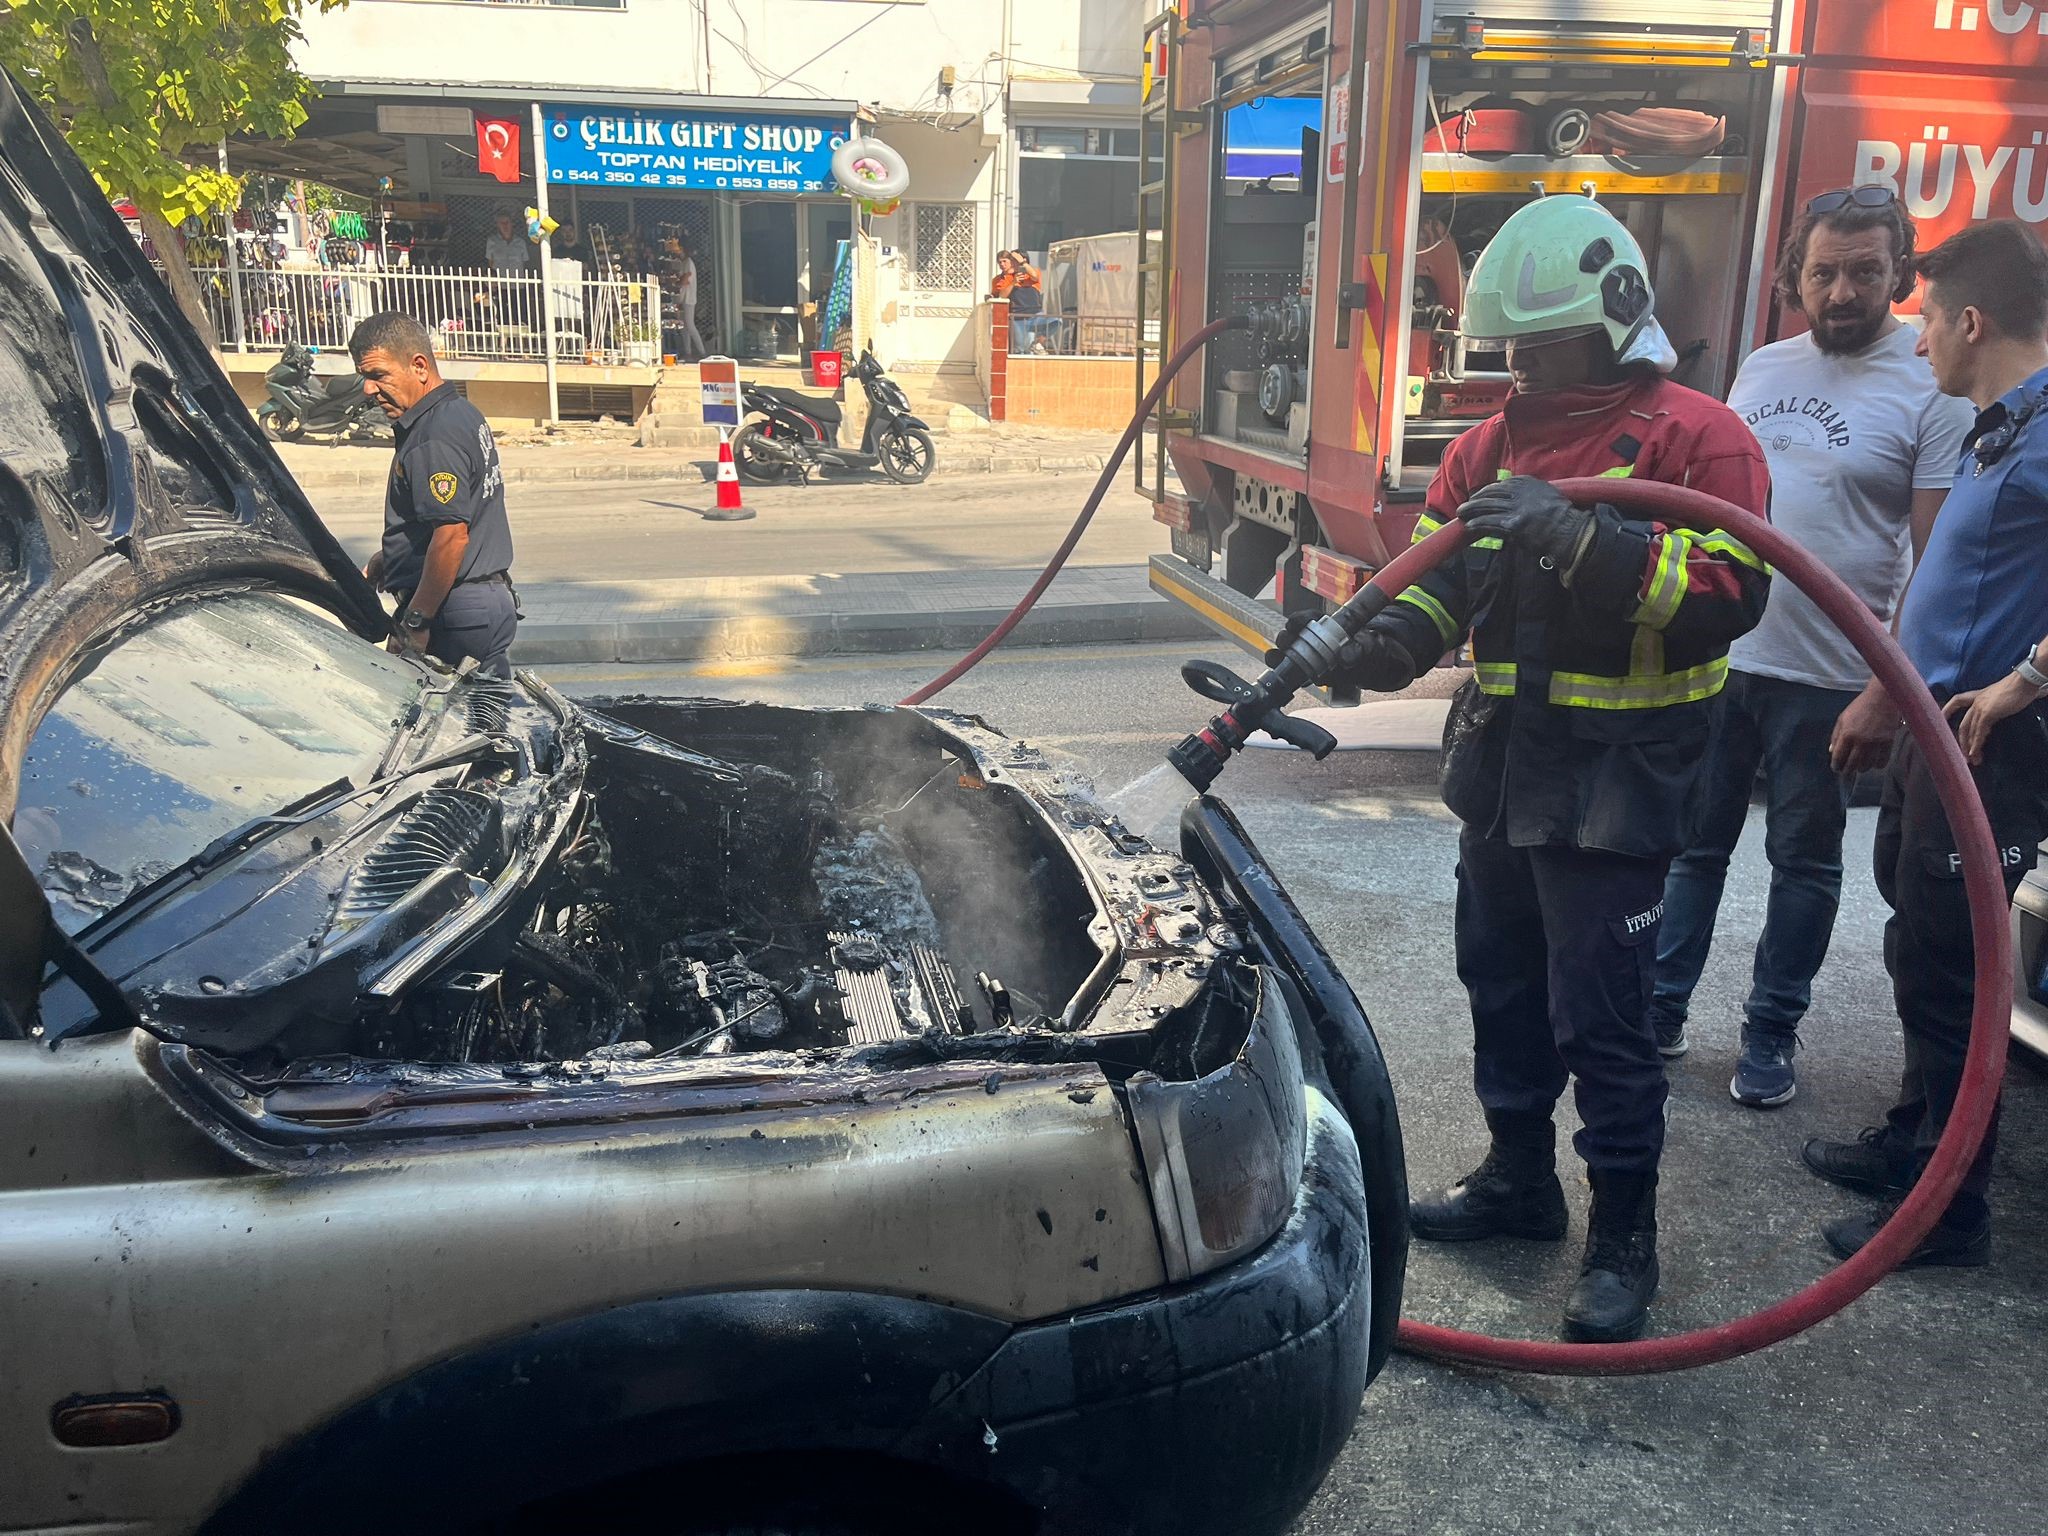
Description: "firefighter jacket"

(1371, 374), (1772, 859)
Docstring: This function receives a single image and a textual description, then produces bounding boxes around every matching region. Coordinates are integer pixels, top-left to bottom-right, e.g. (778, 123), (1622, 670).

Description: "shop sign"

(543, 105), (848, 193)
(699, 357), (741, 427)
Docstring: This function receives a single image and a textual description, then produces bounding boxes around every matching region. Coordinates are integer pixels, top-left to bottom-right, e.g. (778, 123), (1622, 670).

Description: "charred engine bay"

(370, 701), (1114, 1069)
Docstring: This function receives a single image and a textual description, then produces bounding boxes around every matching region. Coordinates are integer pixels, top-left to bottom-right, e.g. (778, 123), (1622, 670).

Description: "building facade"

(222, 0), (1146, 421)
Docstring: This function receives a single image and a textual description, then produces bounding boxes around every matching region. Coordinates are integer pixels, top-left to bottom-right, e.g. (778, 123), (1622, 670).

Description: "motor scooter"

(256, 343), (389, 443)
(731, 350), (935, 485)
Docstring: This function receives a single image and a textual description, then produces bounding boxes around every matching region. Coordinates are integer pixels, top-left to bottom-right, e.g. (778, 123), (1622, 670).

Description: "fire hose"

(902, 324), (2012, 1375)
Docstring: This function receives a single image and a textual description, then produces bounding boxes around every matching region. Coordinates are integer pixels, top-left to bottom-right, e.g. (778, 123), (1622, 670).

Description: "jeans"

(1457, 826), (1671, 1174)
(1650, 669), (1857, 1044)
(1010, 316), (1059, 353)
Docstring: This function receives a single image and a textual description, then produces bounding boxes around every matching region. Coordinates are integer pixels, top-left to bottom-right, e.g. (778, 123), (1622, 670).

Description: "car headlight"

(1124, 966), (1309, 1282)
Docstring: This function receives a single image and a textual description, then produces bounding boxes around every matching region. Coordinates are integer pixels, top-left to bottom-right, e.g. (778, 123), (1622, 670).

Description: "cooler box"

(810, 350), (844, 389)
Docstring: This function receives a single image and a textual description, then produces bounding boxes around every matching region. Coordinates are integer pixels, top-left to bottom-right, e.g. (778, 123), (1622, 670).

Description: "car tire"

(878, 426), (935, 485)
(731, 421), (791, 484)
(259, 406), (303, 443)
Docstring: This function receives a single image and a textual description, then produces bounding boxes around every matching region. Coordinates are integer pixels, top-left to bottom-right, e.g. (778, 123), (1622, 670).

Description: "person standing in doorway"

(1807, 221), (2048, 1267)
(668, 238), (707, 360)
(349, 311), (520, 678)
(1648, 187), (1973, 1108)
(485, 207), (530, 273)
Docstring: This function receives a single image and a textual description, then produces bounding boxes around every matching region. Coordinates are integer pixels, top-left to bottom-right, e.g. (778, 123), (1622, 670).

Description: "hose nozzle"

(1167, 599), (1391, 789)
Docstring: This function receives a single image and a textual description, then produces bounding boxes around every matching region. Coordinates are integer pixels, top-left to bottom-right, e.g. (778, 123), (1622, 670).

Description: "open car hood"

(0, 72), (385, 811)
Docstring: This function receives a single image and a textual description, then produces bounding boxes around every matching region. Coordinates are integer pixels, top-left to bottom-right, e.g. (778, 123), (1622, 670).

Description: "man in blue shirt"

(1806, 221), (2048, 1267)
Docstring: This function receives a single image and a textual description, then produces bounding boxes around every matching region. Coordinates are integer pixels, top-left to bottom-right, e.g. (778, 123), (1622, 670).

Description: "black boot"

(1410, 1111), (1569, 1243)
(1563, 1169), (1660, 1343)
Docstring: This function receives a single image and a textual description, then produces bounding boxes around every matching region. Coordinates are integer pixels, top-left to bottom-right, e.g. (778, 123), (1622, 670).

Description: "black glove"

(1458, 476), (1598, 584)
(1330, 631), (1417, 692)
(1265, 611), (1414, 692)
(1262, 611), (1315, 668)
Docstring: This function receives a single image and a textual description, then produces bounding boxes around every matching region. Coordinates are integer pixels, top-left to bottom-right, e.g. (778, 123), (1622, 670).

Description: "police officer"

(1807, 221), (2048, 1267)
(1285, 197), (1771, 1340)
(348, 311), (519, 678)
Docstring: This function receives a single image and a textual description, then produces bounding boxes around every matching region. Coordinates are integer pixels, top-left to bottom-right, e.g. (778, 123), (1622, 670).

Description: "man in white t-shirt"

(1649, 187), (1973, 1109)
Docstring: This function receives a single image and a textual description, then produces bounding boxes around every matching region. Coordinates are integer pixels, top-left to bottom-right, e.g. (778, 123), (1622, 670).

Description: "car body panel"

(0, 1029), (1166, 1530)
(0, 76), (382, 819)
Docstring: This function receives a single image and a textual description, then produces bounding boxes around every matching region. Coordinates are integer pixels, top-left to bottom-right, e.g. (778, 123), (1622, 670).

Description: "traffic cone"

(704, 431), (757, 522)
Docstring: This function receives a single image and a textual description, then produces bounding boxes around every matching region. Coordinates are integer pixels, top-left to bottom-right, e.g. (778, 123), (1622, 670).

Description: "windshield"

(11, 593), (421, 931)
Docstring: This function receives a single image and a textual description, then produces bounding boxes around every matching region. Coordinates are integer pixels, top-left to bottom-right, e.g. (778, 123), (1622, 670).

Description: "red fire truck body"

(1139, 0), (2048, 670)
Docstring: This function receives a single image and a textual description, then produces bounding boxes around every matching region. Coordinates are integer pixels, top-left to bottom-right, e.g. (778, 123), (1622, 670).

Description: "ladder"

(1134, 6), (1202, 502)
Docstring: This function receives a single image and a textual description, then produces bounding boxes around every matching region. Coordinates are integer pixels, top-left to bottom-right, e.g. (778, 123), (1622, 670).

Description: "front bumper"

(901, 1093), (1371, 1536)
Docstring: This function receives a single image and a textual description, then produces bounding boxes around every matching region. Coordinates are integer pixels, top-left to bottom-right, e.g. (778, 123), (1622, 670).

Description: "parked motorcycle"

(256, 344), (389, 443)
(732, 350), (935, 485)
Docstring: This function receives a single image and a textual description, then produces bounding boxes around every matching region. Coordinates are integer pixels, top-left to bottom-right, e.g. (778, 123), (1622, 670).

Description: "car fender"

(1179, 795), (1409, 1384)
(196, 1289), (1014, 1536)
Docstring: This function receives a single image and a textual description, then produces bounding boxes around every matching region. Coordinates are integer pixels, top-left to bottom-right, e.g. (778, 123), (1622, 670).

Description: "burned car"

(0, 76), (1405, 1536)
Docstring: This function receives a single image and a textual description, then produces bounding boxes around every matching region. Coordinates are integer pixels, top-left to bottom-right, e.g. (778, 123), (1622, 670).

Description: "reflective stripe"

(1414, 512), (1500, 551)
(1472, 655), (1727, 708)
(1397, 586), (1459, 644)
(1475, 660), (1517, 695)
(1632, 530), (1691, 630)
(1696, 529), (1769, 574)
(1549, 657), (1729, 709)
(1494, 464), (1633, 481)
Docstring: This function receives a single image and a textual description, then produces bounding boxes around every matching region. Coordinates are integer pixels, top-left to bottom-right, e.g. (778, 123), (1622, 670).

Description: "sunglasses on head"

(1806, 185), (1899, 215)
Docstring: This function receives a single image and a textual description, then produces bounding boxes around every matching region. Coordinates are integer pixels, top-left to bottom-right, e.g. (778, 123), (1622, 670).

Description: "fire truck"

(1136, 0), (2048, 686)
(1132, 0), (2048, 1050)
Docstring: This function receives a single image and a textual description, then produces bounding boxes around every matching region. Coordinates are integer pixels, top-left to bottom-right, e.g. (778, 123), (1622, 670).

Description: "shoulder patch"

(428, 471), (459, 505)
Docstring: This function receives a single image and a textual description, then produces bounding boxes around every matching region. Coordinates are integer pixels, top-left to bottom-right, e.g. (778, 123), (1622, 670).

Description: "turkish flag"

(475, 116), (521, 184)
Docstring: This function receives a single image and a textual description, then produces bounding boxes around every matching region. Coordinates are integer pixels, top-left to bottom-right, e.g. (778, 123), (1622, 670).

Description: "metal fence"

(1007, 313), (1147, 357)
(185, 265), (664, 365)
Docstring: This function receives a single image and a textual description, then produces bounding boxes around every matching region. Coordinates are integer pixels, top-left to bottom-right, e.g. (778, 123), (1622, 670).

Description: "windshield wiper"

(72, 734), (507, 952)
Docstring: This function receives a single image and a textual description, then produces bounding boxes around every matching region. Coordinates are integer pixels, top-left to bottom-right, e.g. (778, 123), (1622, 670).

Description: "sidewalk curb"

(283, 451), (1111, 492)
(512, 595), (1205, 665)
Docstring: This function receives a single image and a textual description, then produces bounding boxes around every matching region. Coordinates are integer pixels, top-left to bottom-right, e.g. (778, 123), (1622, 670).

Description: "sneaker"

(1822, 1202), (1990, 1268)
(1730, 1031), (1797, 1107)
(1653, 1016), (1689, 1059)
(1802, 1127), (1913, 1199)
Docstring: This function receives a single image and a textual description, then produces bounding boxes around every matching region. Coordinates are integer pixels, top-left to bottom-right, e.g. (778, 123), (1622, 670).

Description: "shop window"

(912, 204), (977, 291)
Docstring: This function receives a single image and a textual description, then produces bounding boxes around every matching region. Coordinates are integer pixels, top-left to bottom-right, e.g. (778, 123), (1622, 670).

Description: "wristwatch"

(2015, 647), (2048, 694)
(401, 607), (432, 633)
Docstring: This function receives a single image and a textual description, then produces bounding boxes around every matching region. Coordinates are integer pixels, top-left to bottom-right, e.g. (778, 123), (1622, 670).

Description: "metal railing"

(1011, 314), (1150, 357)
(183, 266), (664, 365)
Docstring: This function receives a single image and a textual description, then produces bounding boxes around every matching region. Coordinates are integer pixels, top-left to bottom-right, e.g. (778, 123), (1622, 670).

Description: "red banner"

(475, 116), (522, 184)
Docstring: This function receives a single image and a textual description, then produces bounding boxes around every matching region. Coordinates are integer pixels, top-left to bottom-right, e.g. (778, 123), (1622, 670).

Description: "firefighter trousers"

(1455, 825), (1671, 1175)
(1875, 705), (2048, 1218)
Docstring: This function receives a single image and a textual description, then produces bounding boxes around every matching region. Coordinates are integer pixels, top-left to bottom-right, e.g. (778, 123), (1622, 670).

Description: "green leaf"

(0, 0), (342, 226)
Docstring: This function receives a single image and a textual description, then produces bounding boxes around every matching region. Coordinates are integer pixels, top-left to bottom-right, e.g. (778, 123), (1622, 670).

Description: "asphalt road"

(539, 641), (2048, 1536)
(311, 470), (1161, 584)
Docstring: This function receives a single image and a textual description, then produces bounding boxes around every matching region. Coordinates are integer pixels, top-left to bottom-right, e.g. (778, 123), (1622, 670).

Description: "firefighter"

(1296, 196), (1771, 1339)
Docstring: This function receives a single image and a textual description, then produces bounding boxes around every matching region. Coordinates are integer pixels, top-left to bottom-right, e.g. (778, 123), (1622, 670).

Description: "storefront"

(537, 100), (860, 360)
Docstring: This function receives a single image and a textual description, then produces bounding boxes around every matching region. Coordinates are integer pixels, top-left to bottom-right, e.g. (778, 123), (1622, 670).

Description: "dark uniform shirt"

(380, 383), (515, 595)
